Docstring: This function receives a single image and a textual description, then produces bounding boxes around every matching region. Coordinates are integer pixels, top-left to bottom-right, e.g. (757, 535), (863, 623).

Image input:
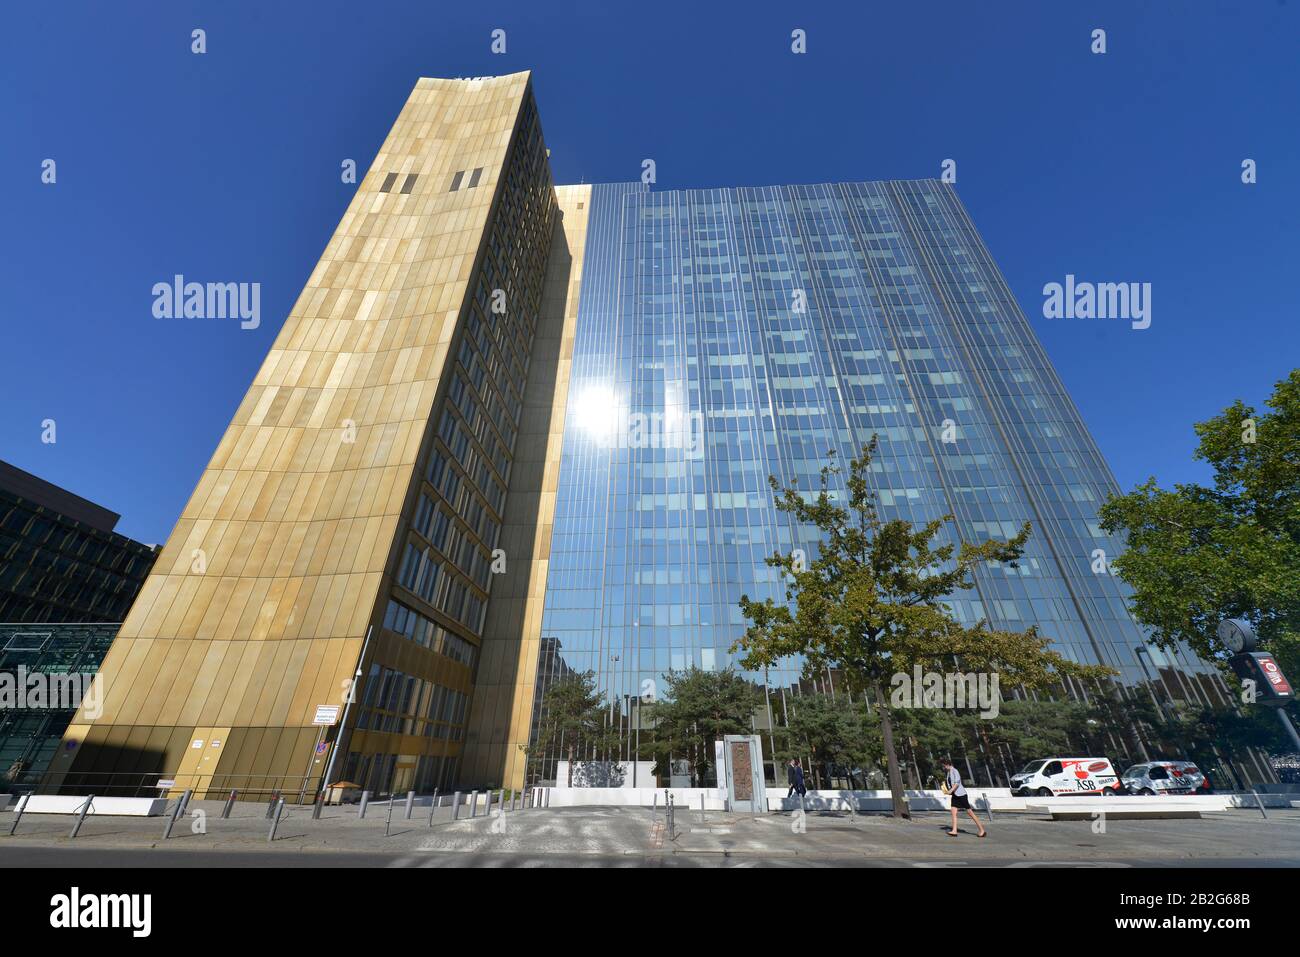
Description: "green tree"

(736, 440), (1113, 817)
(775, 692), (881, 789)
(526, 672), (618, 787)
(1099, 370), (1300, 685)
(644, 668), (762, 787)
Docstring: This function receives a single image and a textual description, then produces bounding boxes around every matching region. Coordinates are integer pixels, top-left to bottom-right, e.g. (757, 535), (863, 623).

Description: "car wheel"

(1140, 788), (1155, 796)
(1035, 788), (1052, 798)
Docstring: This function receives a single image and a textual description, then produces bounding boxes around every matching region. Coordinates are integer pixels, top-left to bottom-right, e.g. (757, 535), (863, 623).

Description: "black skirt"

(950, 792), (971, 809)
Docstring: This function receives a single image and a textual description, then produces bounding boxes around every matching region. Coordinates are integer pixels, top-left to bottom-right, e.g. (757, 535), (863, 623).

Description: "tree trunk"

(874, 682), (909, 818)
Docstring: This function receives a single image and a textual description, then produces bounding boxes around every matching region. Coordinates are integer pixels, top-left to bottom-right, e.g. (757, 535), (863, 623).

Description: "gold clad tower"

(51, 73), (566, 796)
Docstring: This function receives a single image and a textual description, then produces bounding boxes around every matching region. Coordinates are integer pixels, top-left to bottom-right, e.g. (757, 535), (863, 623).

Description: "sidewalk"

(3, 802), (1298, 862)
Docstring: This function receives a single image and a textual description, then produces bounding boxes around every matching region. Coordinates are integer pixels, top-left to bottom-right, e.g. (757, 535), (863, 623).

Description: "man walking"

(941, 757), (986, 838)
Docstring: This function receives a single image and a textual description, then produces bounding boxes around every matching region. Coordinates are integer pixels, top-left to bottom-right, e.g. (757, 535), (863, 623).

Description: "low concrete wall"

(528, 786), (1296, 812)
(14, 795), (168, 816)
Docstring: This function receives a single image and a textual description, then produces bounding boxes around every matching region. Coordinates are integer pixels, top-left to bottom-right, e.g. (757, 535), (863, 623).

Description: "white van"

(1009, 757), (1122, 797)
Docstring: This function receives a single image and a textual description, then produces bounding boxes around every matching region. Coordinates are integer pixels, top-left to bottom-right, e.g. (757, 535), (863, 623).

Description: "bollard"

(498, 789), (505, 814)
(981, 791), (994, 823)
(512, 790), (519, 812)
(267, 799), (285, 842)
(470, 790), (480, 818)
(653, 791), (658, 817)
(221, 789), (237, 819)
(699, 793), (705, 824)
(404, 790), (416, 820)
(452, 791), (463, 820)
(177, 789), (193, 818)
(1250, 789), (1269, 820)
(428, 789), (440, 827)
(69, 796), (94, 839)
(312, 792), (324, 819)
(8, 794), (29, 835)
(265, 790), (280, 820)
(162, 794), (183, 840)
(359, 790), (371, 818)
(385, 797), (394, 837)
(484, 790), (493, 817)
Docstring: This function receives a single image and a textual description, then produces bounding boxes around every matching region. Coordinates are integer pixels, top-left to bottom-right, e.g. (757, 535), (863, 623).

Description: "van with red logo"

(1009, 757), (1123, 796)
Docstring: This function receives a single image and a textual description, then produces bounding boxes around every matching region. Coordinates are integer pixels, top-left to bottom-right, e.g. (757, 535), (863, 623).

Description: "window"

(400, 173), (418, 194)
(379, 172), (398, 193)
(467, 167), (482, 188)
(449, 170), (464, 192)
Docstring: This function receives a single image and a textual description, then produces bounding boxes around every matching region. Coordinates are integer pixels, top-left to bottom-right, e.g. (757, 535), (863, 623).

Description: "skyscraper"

(52, 73), (1223, 798)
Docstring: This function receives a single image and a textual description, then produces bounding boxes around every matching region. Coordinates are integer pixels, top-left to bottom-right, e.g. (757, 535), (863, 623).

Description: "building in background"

(0, 460), (158, 623)
(0, 622), (119, 789)
(519, 181), (1242, 788)
(49, 73), (1238, 799)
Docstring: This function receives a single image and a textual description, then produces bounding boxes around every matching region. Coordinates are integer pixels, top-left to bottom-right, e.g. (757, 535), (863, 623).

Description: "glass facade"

(0, 621), (119, 788)
(527, 180), (1218, 785)
(0, 475), (158, 624)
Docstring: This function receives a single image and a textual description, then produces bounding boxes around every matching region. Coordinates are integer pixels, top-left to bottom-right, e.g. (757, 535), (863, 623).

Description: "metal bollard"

(385, 797), (394, 837)
(312, 792), (324, 819)
(484, 790), (493, 816)
(221, 789), (237, 819)
(8, 794), (29, 835)
(452, 791), (462, 820)
(512, 791), (519, 812)
(177, 789), (193, 818)
(498, 789), (505, 813)
(265, 790), (280, 819)
(162, 795), (183, 840)
(653, 791), (658, 817)
(981, 791), (994, 823)
(699, 793), (705, 824)
(69, 796), (94, 839)
(470, 790), (480, 818)
(428, 788), (440, 827)
(1250, 789), (1269, 820)
(267, 799), (285, 842)
(404, 790), (416, 820)
(359, 790), (371, 818)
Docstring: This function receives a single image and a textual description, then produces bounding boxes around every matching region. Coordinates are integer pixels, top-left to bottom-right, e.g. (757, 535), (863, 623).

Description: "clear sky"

(2, 1), (1296, 544)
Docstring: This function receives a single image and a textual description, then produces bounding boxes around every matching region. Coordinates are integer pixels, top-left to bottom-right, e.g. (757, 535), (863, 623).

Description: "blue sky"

(2, 1), (1297, 544)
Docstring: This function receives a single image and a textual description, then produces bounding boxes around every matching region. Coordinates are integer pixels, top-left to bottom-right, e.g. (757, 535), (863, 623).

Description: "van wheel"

(1103, 786), (1120, 796)
(1035, 788), (1052, 798)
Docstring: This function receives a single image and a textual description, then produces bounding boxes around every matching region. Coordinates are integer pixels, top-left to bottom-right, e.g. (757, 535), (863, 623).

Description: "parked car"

(1009, 757), (1123, 796)
(1121, 760), (1211, 795)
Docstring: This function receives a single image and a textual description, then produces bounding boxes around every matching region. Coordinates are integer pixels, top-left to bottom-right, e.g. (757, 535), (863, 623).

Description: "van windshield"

(1019, 760), (1047, 775)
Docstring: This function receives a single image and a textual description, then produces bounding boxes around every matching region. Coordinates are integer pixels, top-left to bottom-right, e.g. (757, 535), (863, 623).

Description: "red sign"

(1256, 655), (1293, 696)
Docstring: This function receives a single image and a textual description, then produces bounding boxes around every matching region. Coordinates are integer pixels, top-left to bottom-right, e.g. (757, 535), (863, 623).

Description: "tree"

(736, 440), (1113, 817)
(643, 668), (762, 787)
(1099, 369), (1300, 685)
(775, 692), (881, 789)
(527, 672), (618, 788)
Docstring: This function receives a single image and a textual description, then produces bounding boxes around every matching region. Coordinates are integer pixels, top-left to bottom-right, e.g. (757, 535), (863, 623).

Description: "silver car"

(1121, 760), (1210, 795)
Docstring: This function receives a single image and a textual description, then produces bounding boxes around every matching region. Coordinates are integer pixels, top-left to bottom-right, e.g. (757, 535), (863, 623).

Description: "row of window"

(355, 663), (469, 741)
(411, 491), (493, 591)
(378, 172), (418, 194)
(396, 540), (487, 633)
(425, 447), (501, 549)
(382, 599), (478, 668)
(449, 167), (484, 192)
